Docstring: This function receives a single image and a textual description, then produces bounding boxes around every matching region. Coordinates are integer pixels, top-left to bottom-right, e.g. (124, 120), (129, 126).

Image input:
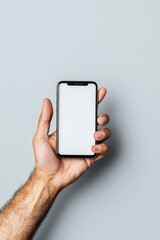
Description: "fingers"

(91, 125), (111, 163)
(94, 128), (111, 142)
(98, 87), (107, 103)
(97, 113), (110, 126)
(91, 143), (108, 155)
(35, 98), (53, 139)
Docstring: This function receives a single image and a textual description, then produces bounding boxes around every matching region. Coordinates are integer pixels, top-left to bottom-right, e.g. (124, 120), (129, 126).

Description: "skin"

(0, 87), (111, 240)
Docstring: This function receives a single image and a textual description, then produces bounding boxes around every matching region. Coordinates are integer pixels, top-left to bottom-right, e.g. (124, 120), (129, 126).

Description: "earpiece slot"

(67, 82), (88, 86)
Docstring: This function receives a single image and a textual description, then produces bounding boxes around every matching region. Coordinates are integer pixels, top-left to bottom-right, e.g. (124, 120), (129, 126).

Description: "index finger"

(98, 87), (107, 103)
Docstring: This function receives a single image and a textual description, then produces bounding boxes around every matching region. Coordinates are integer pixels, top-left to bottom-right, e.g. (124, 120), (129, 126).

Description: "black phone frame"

(56, 80), (98, 158)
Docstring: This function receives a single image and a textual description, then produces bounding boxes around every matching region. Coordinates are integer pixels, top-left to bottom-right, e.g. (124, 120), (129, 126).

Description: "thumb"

(35, 98), (53, 138)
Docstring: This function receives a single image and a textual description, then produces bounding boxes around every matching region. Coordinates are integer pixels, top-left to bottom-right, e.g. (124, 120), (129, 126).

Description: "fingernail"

(94, 145), (101, 151)
(97, 131), (105, 139)
(100, 117), (107, 124)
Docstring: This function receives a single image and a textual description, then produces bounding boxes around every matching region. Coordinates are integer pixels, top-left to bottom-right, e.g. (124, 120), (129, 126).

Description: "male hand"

(32, 88), (111, 192)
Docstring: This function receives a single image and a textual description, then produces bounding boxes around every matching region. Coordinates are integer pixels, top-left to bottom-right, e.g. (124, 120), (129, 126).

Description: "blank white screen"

(58, 83), (96, 156)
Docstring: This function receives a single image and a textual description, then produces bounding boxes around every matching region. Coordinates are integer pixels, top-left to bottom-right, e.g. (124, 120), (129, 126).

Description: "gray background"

(0, 1), (160, 240)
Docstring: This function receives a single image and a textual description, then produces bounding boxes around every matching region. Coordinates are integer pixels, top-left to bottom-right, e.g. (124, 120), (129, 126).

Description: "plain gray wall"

(0, 1), (160, 239)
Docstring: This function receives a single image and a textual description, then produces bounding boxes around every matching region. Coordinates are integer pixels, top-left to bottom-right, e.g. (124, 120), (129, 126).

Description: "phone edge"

(56, 80), (98, 159)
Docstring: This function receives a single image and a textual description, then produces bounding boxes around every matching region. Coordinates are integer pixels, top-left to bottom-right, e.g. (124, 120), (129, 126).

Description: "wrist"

(33, 168), (62, 198)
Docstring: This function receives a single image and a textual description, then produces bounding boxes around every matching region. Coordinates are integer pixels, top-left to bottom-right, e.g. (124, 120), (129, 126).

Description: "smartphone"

(56, 81), (98, 158)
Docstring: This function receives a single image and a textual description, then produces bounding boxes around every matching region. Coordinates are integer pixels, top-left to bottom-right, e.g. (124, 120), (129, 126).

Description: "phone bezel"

(56, 81), (98, 158)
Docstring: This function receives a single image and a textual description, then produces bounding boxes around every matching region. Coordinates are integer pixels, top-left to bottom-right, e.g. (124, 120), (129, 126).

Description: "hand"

(32, 88), (111, 192)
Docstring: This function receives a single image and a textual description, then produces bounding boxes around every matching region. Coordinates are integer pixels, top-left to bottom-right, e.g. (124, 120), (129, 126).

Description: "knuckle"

(101, 113), (109, 119)
(102, 143), (108, 152)
(106, 114), (110, 122)
(103, 128), (111, 136)
(98, 114), (110, 125)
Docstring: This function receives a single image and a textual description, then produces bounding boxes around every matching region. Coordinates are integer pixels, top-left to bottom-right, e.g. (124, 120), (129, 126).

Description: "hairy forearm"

(0, 169), (60, 240)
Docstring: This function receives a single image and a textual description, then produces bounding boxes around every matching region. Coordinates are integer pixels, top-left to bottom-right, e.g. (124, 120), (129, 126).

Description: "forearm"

(0, 169), (60, 240)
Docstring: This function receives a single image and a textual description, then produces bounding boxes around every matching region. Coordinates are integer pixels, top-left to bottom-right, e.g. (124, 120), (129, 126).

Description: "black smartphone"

(56, 81), (98, 158)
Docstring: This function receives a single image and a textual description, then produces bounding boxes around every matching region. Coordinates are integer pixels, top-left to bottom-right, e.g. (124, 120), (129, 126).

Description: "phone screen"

(57, 81), (97, 157)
